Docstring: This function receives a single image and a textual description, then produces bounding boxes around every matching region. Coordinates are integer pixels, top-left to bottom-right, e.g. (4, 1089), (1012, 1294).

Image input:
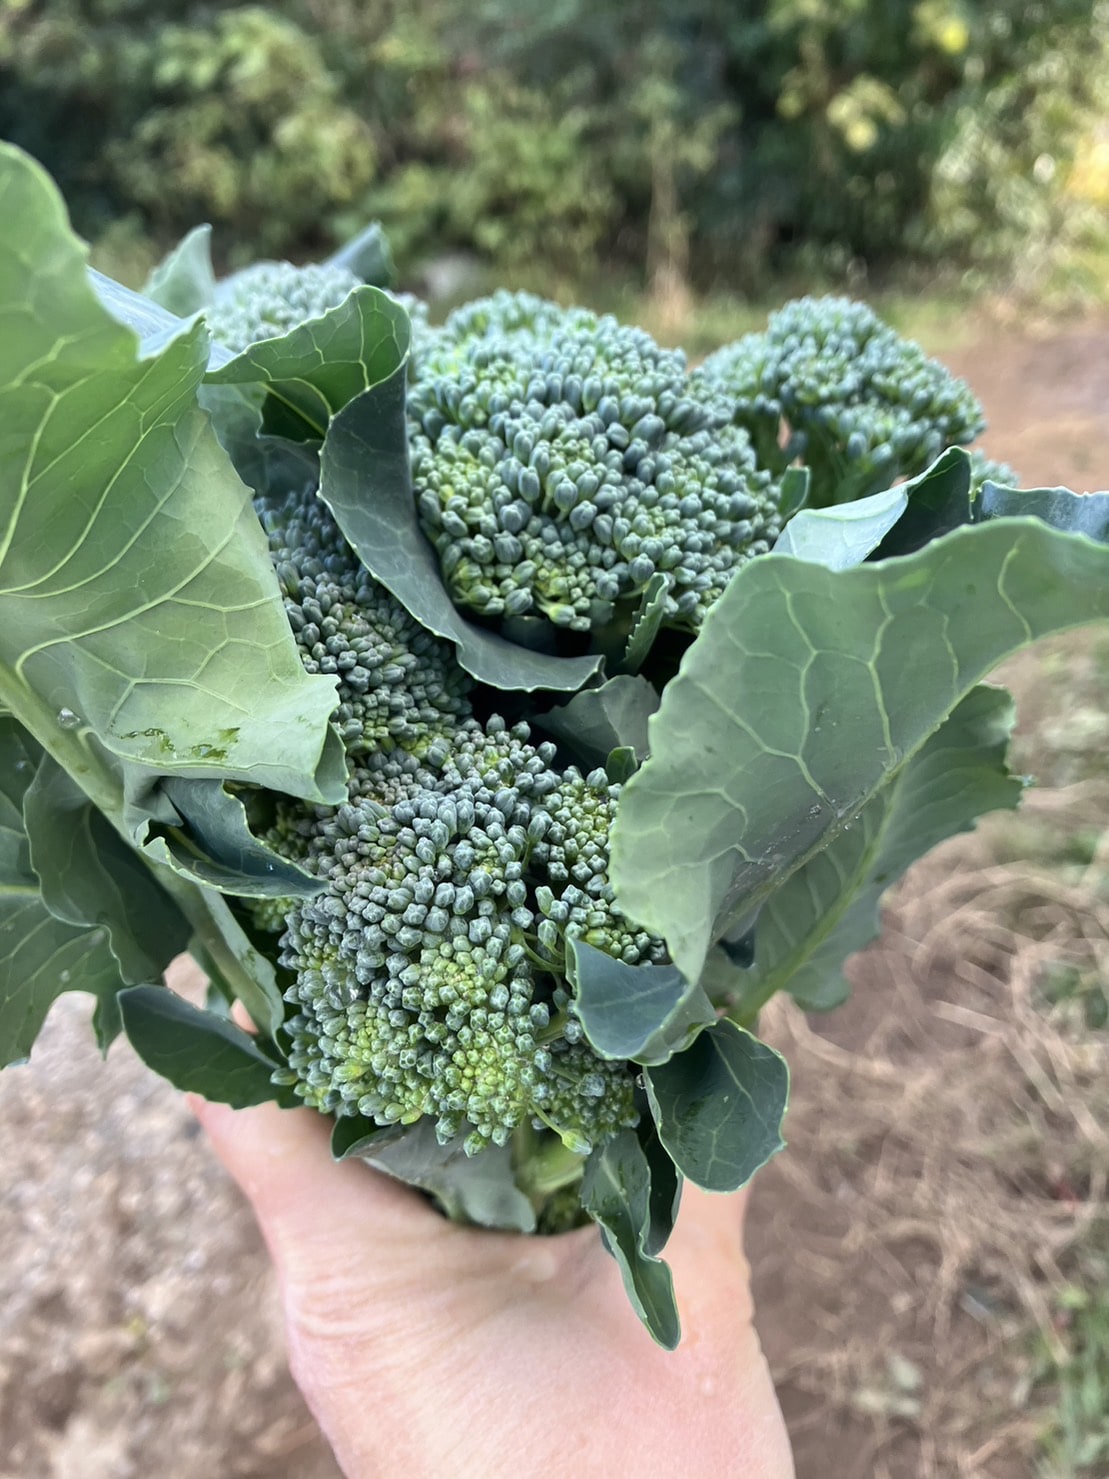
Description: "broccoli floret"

(207, 260), (362, 354)
(273, 716), (649, 1155)
(256, 484), (473, 754)
(969, 448), (1020, 490)
(408, 293), (781, 637)
(438, 289), (597, 349)
(697, 296), (986, 507)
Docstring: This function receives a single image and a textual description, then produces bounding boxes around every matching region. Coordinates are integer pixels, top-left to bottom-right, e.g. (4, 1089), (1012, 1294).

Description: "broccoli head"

(207, 260), (362, 354)
(697, 296), (986, 506)
(272, 717), (658, 1155)
(407, 292), (782, 639)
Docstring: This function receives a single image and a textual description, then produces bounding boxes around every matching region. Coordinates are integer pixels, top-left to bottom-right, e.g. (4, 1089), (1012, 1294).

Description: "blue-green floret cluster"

(408, 293), (782, 636)
(437, 289), (598, 352)
(697, 296), (986, 505)
(206, 260), (362, 354)
(969, 448), (1020, 491)
(274, 717), (661, 1155)
(256, 485), (472, 754)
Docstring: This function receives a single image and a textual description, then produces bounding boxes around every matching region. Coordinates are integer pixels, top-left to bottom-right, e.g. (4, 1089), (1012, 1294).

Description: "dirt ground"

(1, 318), (1107, 1479)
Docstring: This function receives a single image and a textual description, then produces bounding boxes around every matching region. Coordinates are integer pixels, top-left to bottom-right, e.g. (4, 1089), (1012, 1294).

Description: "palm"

(193, 1098), (793, 1479)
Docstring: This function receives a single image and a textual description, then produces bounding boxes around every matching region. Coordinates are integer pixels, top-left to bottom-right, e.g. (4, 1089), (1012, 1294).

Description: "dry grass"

(751, 777), (1109, 1478)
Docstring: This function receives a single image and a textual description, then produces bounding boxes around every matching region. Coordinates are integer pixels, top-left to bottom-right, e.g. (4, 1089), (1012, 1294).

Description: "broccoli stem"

(512, 1120), (586, 1211)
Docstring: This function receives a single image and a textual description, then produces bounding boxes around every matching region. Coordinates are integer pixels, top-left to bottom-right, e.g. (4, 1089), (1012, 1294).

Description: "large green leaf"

(119, 985), (289, 1108)
(978, 483), (1109, 542)
(0, 717), (128, 1064)
(733, 684), (1022, 1018)
(205, 286), (411, 440)
(319, 374), (602, 693)
(580, 1129), (681, 1349)
(0, 144), (345, 805)
(643, 1021), (788, 1193)
(23, 753), (190, 986)
(567, 938), (715, 1067)
(611, 518), (1109, 984)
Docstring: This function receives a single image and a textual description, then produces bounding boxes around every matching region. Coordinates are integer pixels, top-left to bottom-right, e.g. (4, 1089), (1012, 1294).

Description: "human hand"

(191, 1096), (794, 1479)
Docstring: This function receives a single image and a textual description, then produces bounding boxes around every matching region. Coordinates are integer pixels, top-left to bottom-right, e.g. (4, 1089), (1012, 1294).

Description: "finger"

(186, 1096), (446, 1276)
(664, 1184), (755, 1324)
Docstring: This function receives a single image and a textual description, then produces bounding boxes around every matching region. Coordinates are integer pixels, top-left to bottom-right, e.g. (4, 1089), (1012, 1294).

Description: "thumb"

(187, 1096), (443, 1279)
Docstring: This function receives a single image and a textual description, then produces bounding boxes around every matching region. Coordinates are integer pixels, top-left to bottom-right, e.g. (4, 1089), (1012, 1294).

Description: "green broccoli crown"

(207, 260), (362, 354)
(273, 715), (657, 1155)
(698, 295), (986, 501)
(408, 293), (781, 635)
(256, 485), (473, 755)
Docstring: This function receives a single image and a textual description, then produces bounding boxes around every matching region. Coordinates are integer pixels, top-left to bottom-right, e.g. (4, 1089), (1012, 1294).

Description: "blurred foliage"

(1, 0), (1108, 289)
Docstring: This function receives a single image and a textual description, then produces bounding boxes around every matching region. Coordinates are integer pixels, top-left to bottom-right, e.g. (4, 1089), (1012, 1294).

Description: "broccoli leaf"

(777, 467), (811, 520)
(874, 446), (974, 557)
(146, 778), (324, 899)
(366, 1118), (537, 1233)
(731, 684), (1023, 1018)
(636, 1115), (683, 1258)
(319, 372), (603, 693)
(182, 890), (285, 1039)
(580, 1129), (680, 1349)
(772, 485), (908, 569)
(118, 985), (290, 1108)
(23, 753), (190, 986)
(977, 483), (1109, 542)
(330, 1115), (410, 1161)
(0, 717), (129, 1063)
(643, 1022), (788, 1193)
(621, 573), (670, 673)
(537, 675), (659, 767)
(205, 285), (411, 440)
(0, 144), (345, 806)
(567, 938), (715, 1067)
(611, 518), (1109, 986)
(143, 225), (217, 316)
(325, 221), (394, 286)
(86, 268), (233, 364)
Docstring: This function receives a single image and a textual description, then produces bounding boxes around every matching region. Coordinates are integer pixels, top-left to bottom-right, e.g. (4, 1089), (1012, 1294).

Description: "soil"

(1, 317), (1107, 1479)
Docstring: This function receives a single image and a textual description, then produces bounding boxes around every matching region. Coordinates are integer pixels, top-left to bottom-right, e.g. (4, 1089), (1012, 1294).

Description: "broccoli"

(256, 484), (472, 755)
(969, 448), (1020, 490)
(248, 478), (658, 1172)
(407, 292), (782, 639)
(697, 295), (986, 506)
(271, 717), (654, 1157)
(206, 260), (363, 354)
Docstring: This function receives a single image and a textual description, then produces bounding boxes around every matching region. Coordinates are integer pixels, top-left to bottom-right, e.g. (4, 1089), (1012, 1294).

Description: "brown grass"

(750, 778), (1109, 1477)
